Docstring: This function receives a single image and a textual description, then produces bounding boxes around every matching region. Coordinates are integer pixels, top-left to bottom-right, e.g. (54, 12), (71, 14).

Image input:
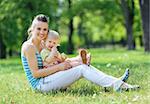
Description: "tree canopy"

(0, 0), (149, 58)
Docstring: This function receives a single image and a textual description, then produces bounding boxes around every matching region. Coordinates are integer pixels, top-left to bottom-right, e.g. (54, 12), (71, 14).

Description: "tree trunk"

(139, 0), (150, 52)
(139, 35), (143, 46)
(0, 35), (6, 59)
(8, 49), (12, 57)
(121, 0), (135, 50)
(67, 0), (74, 54)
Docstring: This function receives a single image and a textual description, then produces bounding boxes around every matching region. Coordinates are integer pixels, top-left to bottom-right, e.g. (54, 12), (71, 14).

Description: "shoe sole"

(117, 85), (140, 92)
(87, 53), (91, 66)
(80, 49), (87, 64)
(123, 86), (140, 91)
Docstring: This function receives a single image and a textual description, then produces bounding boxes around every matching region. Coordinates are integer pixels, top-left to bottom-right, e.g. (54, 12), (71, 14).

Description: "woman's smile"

(39, 33), (46, 39)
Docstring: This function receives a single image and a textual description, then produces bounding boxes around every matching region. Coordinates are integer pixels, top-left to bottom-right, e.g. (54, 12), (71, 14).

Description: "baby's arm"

(66, 56), (81, 62)
(45, 47), (64, 64)
(45, 53), (56, 64)
(40, 48), (56, 65)
(59, 53), (68, 62)
(54, 51), (67, 63)
(46, 46), (61, 64)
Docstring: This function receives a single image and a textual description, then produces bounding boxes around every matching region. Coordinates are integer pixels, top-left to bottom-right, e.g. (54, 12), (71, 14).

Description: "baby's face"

(45, 37), (59, 50)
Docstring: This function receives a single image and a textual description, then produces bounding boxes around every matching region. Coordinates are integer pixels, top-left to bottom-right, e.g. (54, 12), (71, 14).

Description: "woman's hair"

(27, 14), (49, 39)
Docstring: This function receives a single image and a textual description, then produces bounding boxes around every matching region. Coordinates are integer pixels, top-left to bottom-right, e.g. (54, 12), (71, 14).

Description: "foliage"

(0, 0), (145, 57)
(0, 0), (59, 51)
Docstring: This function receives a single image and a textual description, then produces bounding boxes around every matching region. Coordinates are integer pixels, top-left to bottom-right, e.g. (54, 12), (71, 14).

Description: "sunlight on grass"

(0, 48), (150, 104)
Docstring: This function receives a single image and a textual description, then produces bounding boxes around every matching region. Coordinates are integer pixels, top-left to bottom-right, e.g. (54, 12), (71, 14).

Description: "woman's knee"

(66, 64), (86, 75)
(73, 64), (89, 72)
(77, 64), (88, 68)
(74, 64), (88, 69)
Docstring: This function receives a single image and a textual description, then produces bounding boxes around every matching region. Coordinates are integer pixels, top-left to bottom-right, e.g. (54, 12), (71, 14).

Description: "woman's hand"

(40, 40), (46, 50)
(59, 60), (72, 71)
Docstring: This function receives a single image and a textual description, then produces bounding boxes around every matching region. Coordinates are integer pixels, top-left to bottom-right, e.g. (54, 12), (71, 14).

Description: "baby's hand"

(51, 46), (57, 52)
(61, 53), (68, 61)
(51, 46), (58, 56)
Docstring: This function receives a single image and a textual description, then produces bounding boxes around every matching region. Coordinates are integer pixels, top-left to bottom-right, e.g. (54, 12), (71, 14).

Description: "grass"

(0, 48), (150, 104)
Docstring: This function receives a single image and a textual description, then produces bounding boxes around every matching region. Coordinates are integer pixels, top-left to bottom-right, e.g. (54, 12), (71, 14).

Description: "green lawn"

(0, 48), (150, 104)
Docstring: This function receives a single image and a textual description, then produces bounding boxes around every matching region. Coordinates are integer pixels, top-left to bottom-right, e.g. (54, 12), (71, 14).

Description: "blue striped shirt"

(21, 52), (43, 89)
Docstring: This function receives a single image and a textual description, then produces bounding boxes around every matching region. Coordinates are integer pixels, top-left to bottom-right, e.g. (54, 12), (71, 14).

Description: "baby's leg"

(66, 51), (91, 65)
(66, 57), (82, 67)
(66, 56), (81, 62)
(69, 61), (82, 67)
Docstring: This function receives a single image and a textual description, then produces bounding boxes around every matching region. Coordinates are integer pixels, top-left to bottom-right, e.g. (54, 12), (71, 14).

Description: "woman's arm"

(23, 44), (72, 78)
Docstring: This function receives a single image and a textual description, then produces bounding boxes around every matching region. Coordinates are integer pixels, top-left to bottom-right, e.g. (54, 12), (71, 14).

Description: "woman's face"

(32, 21), (48, 41)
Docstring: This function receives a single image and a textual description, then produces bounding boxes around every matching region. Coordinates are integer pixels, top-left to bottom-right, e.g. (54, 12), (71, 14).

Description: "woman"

(21, 14), (139, 92)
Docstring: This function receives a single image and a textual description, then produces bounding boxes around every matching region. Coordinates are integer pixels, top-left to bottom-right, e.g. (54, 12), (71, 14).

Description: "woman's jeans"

(36, 65), (123, 92)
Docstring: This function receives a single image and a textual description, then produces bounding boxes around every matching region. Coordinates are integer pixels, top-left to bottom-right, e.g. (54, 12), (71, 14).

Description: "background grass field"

(0, 48), (150, 104)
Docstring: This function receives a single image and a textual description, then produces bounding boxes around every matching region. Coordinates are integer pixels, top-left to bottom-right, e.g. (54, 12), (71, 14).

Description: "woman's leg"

(81, 65), (123, 91)
(36, 65), (84, 92)
(84, 65), (138, 91)
(36, 65), (131, 92)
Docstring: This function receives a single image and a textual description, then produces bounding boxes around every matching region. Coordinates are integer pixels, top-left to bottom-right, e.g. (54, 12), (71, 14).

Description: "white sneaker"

(121, 68), (129, 82)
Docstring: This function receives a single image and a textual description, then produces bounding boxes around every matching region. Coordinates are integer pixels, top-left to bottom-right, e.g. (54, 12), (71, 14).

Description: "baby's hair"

(48, 30), (60, 40)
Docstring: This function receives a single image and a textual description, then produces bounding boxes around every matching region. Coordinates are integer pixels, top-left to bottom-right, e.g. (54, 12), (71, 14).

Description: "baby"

(40, 30), (91, 68)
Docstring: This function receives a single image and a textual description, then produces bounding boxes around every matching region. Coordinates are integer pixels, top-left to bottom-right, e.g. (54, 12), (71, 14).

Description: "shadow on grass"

(35, 86), (111, 96)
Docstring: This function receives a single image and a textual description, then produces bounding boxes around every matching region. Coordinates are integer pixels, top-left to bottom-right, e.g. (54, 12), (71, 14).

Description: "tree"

(139, 0), (150, 52)
(67, 0), (74, 54)
(0, 0), (59, 58)
(120, 0), (135, 50)
(0, 34), (6, 58)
